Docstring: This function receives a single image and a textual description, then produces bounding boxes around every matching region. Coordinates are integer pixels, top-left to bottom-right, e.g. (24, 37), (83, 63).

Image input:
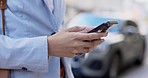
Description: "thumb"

(66, 26), (85, 32)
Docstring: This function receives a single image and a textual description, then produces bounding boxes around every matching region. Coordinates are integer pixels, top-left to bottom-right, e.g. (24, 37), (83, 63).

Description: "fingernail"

(101, 39), (105, 42)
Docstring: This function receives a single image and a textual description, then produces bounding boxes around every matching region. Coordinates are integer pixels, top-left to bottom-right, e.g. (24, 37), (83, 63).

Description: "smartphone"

(75, 21), (118, 56)
(87, 20), (118, 33)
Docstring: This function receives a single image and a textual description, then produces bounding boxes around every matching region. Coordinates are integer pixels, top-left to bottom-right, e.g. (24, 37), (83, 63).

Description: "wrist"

(47, 36), (54, 56)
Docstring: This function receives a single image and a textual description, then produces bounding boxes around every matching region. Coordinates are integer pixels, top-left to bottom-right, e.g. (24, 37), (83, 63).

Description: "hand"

(48, 26), (108, 58)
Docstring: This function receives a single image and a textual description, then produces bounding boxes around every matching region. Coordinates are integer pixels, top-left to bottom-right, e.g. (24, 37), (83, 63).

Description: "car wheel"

(136, 49), (145, 65)
(136, 41), (145, 65)
(105, 54), (120, 78)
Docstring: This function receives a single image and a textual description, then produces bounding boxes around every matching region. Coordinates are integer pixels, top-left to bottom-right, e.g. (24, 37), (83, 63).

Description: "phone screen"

(87, 21), (118, 33)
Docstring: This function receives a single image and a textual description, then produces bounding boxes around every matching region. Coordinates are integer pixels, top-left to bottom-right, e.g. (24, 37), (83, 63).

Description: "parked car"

(68, 13), (146, 78)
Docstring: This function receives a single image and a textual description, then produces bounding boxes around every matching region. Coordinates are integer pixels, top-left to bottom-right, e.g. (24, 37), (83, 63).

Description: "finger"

(97, 32), (108, 37)
(71, 49), (84, 56)
(92, 39), (105, 49)
(85, 26), (96, 32)
(95, 39), (105, 45)
(77, 47), (90, 53)
(75, 53), (84, 56)
(71, 49), (79, 54)
(79, 26), (95, 33)
(66, 26), (85, 32)
(68, 52), (76, 58)
(73, 41), (94, 48)
(58, 51), (75, 58)
(76, 33), (107, 40)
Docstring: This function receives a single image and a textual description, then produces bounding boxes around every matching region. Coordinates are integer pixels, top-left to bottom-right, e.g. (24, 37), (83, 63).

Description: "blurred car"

(68, 13), (146, 78)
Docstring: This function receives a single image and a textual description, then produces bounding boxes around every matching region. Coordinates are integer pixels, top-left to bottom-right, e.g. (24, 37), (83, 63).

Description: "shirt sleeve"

(0, 35), (49, 72)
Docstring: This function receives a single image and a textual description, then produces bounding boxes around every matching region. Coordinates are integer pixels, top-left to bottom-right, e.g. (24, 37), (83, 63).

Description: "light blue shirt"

(0, 0), (74, 78)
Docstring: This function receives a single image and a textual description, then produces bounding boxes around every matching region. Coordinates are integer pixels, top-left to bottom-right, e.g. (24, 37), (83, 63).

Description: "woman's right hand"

(48, 26), (108, 58)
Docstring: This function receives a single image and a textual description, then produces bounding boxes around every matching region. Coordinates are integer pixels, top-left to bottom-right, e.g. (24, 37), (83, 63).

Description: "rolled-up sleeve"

(0, 35), (49, 72)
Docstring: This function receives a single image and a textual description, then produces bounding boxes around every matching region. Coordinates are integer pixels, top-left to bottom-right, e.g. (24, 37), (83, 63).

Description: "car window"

(108, 20), (122, 32)
(68, 13), (123, 32)
(121, 20), (139, 34)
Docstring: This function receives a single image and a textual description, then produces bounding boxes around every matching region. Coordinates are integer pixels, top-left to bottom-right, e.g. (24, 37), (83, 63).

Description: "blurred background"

(65, 0), (148, 35)
(65, 0), (148, 78)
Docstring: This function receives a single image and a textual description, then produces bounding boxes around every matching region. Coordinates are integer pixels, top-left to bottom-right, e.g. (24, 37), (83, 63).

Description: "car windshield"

(68, 13), (122, 32)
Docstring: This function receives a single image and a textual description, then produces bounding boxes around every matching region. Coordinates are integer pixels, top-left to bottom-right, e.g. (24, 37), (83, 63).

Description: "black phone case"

(87, 21), (118, 33)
